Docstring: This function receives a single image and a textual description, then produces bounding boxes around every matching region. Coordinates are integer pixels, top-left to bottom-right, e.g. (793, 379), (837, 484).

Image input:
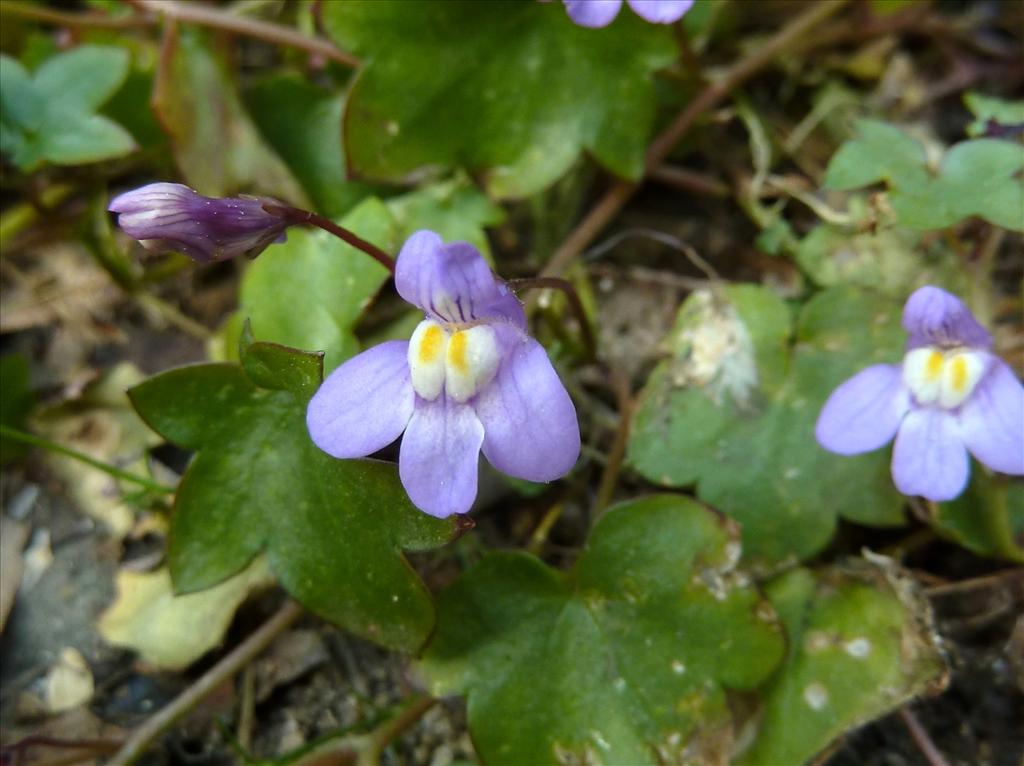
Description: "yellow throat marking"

(418, 324), (445, 364)
(948, 355), (968, 393)
(447, 331), (469, 375)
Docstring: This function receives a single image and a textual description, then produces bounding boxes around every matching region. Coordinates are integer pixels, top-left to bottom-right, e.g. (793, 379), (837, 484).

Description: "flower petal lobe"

(307, 341), (414, 458)
(816, 364), (909, 455)
(476, 331), (580, 482)
(892, 407), (969, 501)
(400, 397), (484, 518)
(958, 360), (1024, 475)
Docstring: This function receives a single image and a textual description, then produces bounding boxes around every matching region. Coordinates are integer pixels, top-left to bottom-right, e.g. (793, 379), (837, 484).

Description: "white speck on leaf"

(804, 682), (829, 710)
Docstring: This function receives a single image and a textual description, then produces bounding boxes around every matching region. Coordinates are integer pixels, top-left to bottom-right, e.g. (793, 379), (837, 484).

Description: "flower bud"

(109, 183), (288, 263)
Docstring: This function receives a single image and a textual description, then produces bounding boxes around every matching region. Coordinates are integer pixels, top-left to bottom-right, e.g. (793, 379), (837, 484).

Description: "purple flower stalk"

(307, 231), (581, 518)
(563, 0), (694, 28)
(816, 286), (1024, 502)
(109, 183), (288, 263)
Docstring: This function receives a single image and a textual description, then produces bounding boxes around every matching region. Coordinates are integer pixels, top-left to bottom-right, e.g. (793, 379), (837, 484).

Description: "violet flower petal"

(902, 285), (992, 351)
(626, 0), (695, 23)
(815, 364), (910, 455)
(475, 328), (580, 482)
(306, 341), (414, 459)
(399, 397), (484, 518)
(109, 182), (288, 263)
(564, 0), (622, 27)
(395, 230), (526, 328)
(958, 359), (1024, 475)
(892, 407), (970, 501)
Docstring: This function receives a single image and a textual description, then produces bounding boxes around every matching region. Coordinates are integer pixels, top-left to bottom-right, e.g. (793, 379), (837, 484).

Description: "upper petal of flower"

(395, 231), (526, 327)
(958, 359), (1024, 475)
(902, 286), (992, 351)
(109, 183), (288, 263)
(307, 341), (415, 459)
(815, 364), (910, 455)
(474, 326), (580, 482)
(563, 0), (623, 27)
(626, 0), (695, 23)
(399, 396), (484, 518)
(891, 407), (970, 501)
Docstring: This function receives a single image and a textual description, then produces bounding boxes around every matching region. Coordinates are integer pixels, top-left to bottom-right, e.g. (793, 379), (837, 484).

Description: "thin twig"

(539, 0), (850, 281)
(0, 735), (121, 766)
(236, 664), (256, 753)
(924, 568), (1024, 598)
(507, 277), (596, 359)
(135, 293), (212, 340)
(899, 707), (953, 766)
(356, 696), (438, 766)
(135, 0), (359, 67)
(593, 367), (633, 516)
(649, 164), (730, 198)
(0, 425), (174, 495)
(0, 3), (153, 28)
(265, 204), (396, 274)
(107, 600), (305, 766)
(4, 0), (360, 68)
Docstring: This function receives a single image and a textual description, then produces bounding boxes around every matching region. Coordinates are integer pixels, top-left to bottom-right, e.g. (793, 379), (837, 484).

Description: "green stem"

(0, 425), (174, 495)
(0, 184), (75, 252)
(508, 276), (596, 360)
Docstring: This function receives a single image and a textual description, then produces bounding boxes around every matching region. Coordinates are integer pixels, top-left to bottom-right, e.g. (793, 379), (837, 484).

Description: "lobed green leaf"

(419, 495), (785, 765)
(129, 339), (459, 653)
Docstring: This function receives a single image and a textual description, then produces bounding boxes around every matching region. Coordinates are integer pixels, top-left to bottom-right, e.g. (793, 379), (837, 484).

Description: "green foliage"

(246, 73), (373, 218)
(419, 495), (785, 765)
(793, 198), (966, 296)
(217, 180), (504, 372)
(964, 91), (1024, 137)
(323, 0), (676, 198)
(227, 198), (396, 373)
(824, 119), (1024, 231)
(0, 353), (33, 463)
(628, 285), (906, 565)
(153, 28), (308, 204)
(386, 175), (506, 258)
(129, 337), (460, 653)
(934, 475), (1024, 563)
(0, 46), (135, 170)
(739, 560), (947, 765)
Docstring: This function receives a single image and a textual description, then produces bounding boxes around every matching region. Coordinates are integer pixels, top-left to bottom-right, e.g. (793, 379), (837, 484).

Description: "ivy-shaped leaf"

(418, 495), (785, 765)
(793, 197), (967, 297)
(153, 27), (308, 205)
(628, 285), (906, 566)
(964, 91), (1024, 138)
(129, 338), (460, 653)
(323, 0), (676, 198)
(739, 558), (947, 765)
(824, 119), (1024, 231)
(1, 46), (135, 170)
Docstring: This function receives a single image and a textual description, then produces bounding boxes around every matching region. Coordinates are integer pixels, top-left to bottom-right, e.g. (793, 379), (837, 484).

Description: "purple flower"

(307, 231), (581, 518)
(109, 183), (288, 263)
(563, 0), (694, 28)
(816, 286), (1024, 502)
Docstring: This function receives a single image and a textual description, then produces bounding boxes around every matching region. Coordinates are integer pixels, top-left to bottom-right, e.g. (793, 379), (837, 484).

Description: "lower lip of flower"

(902, 346), (985, 409)
(408, 319), (501, 403)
